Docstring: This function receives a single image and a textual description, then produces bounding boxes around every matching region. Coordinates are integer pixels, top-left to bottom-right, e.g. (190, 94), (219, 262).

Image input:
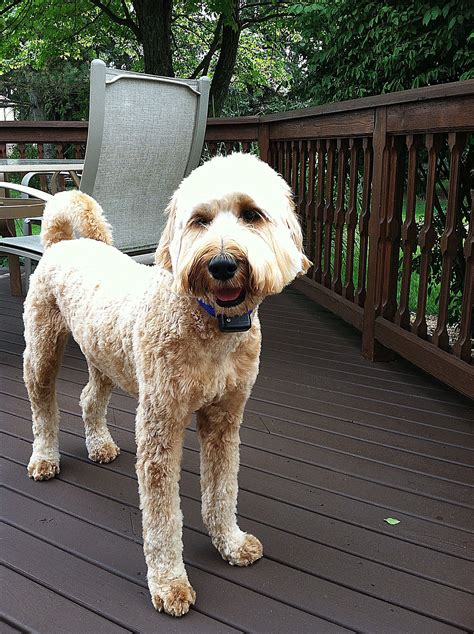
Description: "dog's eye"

(242, 208), (261, 223)
(193, 216), (210, 227)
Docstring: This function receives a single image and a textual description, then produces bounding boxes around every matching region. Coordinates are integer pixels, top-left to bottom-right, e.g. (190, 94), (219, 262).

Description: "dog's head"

(156, 153), (311, 315)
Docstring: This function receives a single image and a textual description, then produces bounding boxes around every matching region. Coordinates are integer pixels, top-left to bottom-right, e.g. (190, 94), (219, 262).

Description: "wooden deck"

(1, 272), (473, 633)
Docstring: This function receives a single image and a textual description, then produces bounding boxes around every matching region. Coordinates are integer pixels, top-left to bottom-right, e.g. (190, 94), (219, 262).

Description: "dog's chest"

(178, 336), (256, 410)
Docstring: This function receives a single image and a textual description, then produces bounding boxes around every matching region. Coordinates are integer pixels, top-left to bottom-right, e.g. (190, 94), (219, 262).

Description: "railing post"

(258, 122), (269, 163)
(362, 106), (394, 361)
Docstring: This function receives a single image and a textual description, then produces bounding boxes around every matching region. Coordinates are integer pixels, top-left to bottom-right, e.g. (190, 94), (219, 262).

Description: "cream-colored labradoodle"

(23, 152), (310, 616)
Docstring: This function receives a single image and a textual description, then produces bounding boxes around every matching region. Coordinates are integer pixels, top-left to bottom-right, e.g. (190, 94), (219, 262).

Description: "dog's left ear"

(285, 195), (312, 276)
(155, 197), (177, 271)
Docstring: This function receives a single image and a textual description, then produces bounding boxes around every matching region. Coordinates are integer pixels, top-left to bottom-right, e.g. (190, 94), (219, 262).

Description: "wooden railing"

(1, 80), (473, 399)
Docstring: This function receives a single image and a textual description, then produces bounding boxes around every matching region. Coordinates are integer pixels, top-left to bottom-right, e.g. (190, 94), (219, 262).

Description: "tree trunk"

(133, 0), (174, 76)
(210, 6), (241, 116)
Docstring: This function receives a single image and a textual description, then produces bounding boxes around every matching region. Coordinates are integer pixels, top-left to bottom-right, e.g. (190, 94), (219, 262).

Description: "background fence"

(1, 80), (473, 398)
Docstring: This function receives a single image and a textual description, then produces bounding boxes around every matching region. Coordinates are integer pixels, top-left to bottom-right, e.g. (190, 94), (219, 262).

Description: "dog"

(23, 152), (310, 616)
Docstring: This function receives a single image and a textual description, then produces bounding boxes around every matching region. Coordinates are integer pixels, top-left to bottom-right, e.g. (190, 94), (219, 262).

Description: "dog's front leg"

(135, 397), (195, 617)
(197, 391), (263, 566)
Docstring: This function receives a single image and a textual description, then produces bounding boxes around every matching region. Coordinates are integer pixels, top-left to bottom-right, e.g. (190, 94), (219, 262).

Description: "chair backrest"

(80, 60), (210, 253)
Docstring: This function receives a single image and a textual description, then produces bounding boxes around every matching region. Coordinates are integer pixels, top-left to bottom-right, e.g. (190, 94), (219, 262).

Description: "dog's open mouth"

(214, 287), (246, 308)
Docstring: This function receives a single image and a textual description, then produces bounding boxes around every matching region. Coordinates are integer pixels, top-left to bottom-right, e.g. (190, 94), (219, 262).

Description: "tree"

(289, 0), (474, 106)
(0, 0), (292, 116)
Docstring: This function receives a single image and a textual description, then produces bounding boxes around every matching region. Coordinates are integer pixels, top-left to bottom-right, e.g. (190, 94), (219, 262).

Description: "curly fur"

(23, 153), (310, 617)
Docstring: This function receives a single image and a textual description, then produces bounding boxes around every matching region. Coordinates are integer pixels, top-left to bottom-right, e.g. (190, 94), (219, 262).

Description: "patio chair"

(0, 59), (210, 295)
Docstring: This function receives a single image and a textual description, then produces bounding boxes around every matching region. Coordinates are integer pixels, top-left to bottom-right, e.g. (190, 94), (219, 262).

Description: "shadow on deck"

(1, 273), (473, 633)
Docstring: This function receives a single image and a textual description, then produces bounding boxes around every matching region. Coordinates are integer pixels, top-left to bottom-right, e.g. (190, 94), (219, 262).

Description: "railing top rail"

(0, 121), (88, 129)
(260, 80), (474, 123)
(206, 115), (260, 127)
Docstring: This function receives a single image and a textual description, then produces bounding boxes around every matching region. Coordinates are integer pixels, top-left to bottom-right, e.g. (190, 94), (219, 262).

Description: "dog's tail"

(41, 190), (113, 249)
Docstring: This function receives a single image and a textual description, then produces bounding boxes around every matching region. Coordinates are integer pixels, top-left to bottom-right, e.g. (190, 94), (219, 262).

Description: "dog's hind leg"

(80, 364), (120, 463)
(24, 296), (68, 481)
(197, 390), (263, 567)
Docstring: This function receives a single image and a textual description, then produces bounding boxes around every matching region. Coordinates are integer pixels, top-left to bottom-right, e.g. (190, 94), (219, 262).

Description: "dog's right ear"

(155, 198), (177, 271)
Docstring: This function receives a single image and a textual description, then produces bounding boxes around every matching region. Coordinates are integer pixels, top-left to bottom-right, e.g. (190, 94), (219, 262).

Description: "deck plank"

(1, 274), (473, 632)
(1, 564), (131, 633)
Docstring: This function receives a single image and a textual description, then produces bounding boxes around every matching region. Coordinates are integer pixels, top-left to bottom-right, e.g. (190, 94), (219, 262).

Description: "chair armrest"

(0, 182), (54, 201)
(21, 170), (82, 193)
(0, 198), (45, 220)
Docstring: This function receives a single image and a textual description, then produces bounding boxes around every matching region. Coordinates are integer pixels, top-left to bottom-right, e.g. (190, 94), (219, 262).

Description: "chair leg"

(7, 254), (23, 296)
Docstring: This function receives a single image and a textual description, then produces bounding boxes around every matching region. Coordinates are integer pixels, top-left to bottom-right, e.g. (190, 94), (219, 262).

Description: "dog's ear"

(155, 197), (177, 271)
(285, 194), (312, 276)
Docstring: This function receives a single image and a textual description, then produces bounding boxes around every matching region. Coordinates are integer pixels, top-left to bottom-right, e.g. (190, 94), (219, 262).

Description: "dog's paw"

(221, 533), (263, 566)
(88, 440), (120, 464)
(151, 579), (196, 617)
(27, 457), (60, 481)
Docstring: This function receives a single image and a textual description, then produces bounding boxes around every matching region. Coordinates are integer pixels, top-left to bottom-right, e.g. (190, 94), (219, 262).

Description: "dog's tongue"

(215, 288), (242, 302)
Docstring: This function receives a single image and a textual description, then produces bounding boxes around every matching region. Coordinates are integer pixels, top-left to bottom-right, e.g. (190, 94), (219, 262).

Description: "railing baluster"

(343, 138), (359, 301)
(277, 141), (284, 176)
(305, 140), (316, 272)
(432, 132), (467, 351)
(380, 135), (404, 321)
(283, 141), (291, 185)
(271, 142), (278, 170)
(297, 140), (307, 220)
(396, 135), (418, 329)
(322, 139), (335, 288)
(355, 137), (372, 307)
(332, 139), (348, 295)
(413, 134), (441, 339)
(313, 139), (326, 283)
(267, 141), (273, 168)
(291, 140), (298, 195)
(18, 143), (26, 158)
(452, 191), (473, 362)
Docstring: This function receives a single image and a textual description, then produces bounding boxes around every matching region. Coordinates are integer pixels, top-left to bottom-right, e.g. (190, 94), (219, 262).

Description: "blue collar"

(197, 299), (218, 317)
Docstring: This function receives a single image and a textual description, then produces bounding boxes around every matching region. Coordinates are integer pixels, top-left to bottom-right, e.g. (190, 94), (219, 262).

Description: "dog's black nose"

(208, 255), (238, 281)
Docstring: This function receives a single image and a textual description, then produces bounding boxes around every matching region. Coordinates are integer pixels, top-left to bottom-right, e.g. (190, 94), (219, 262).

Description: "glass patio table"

(0, 158), (84, 194)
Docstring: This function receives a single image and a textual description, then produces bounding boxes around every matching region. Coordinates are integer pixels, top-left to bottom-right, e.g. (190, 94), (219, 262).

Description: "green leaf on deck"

(384, 517), (400, 525)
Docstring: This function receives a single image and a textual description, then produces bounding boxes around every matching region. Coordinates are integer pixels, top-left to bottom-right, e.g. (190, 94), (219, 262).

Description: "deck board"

(1, 274), (473, 633)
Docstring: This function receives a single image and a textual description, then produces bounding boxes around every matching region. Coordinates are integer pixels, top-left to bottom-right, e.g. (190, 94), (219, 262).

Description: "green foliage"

(2, 1), (473, 117)
(221, 24), (302, 115)
(0, 0), (141, 120)
(289, 0), (474, 105)
(0, 1), (139, 74)
(0, 0), (296, 117)
(1, 63), (90, 120)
